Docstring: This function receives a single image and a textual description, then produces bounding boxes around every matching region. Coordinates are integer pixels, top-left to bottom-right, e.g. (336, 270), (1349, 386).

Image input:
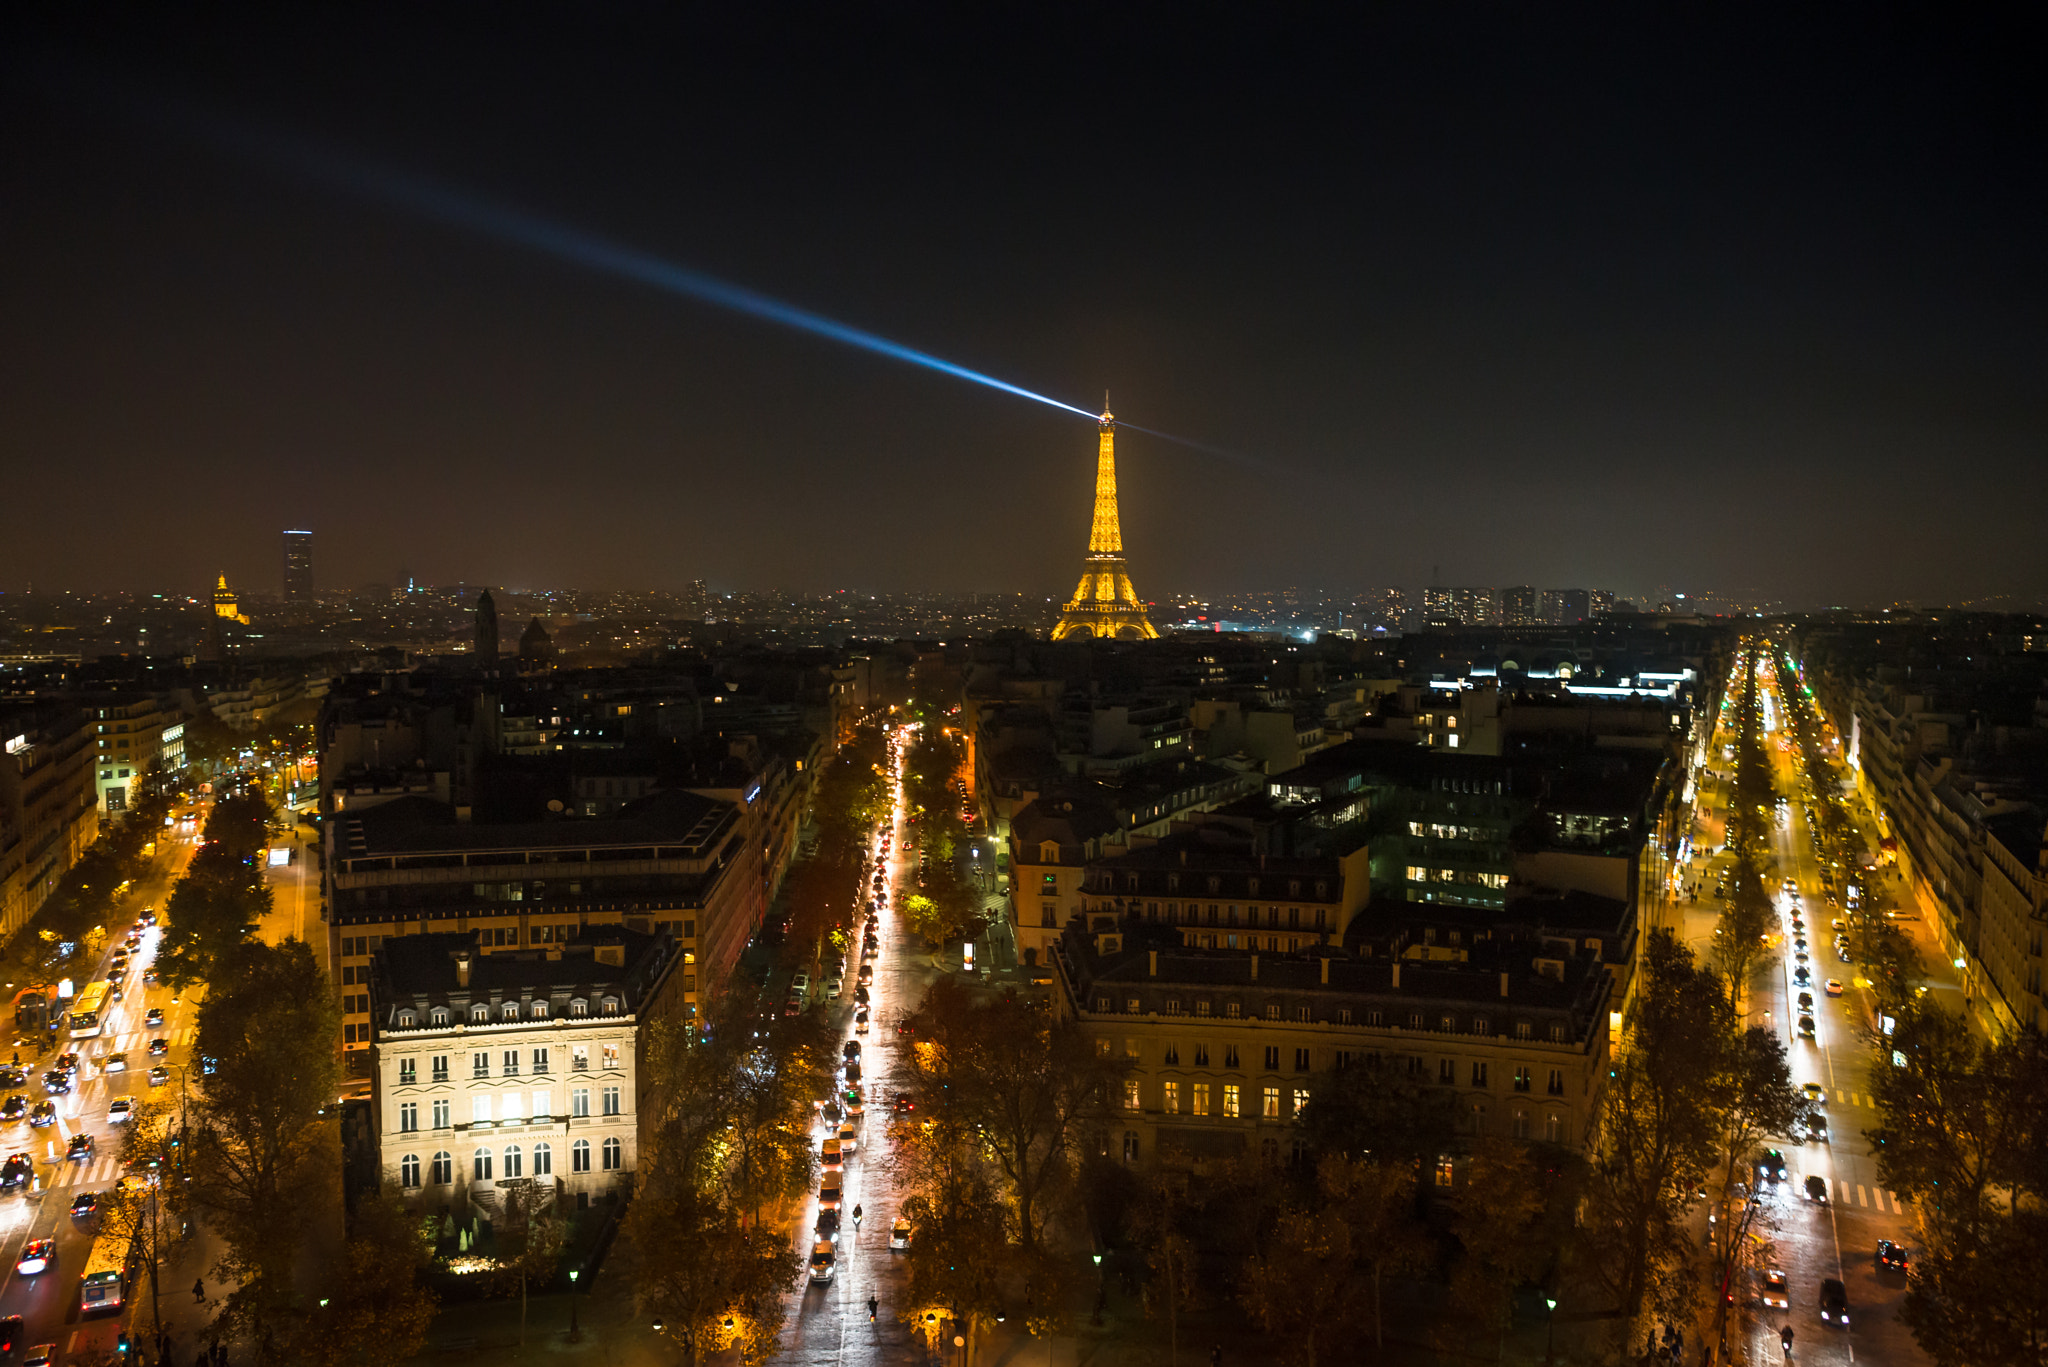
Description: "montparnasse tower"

(1051, 402), (1158, 642)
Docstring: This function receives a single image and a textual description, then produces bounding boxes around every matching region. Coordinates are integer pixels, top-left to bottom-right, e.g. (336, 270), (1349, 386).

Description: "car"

(815, 1206), (841, 1241)
(824, 978), (844, 998)
(857, 963), (873, 984)
(1762, 1269), (1790, 1309)
(1825, 979), (1844, 997)
(108, 1097), (134, 1123)
(149, 1037), (170, 1056)
(144, 968), (160, 984)
(0, 1066), (22, 1088)
(104, 978), (123, 1001)
(1793, 937), (1807, 952)
(28, 1101), (56, 1128)
(1795, 951), (1809, 965)
(15, 1238), (52, 1275)
(1803, 1083), (1826, 1105)
(1758, 1149), (1787, 1182)
(1797, 1016), (1815, 1037)
(148, 1065), (170, 1086)
(145, 1007), (165, 1027)
(855, 985), (871, 1005)
(1877, 1238), (1909, 1272)
(844, 1060), (862, 1084)
(1804, 1112), (1830, 1142)
(0, 1154), (31, 1189)
(23, 1344), (56, 1367)
(1803, 1174), (1829, 1204)
(101, 1051), (127, 1074)
(843, 1040), (861, 1060)
(819, 1172), (843, 1211)
(854, 1013), (870, 1035)
(838, 1121), (857, 1153)
(820, 1099), (843, 1125)
(0, 1095), (24, 1122)
(821, 1139), (843, 1170)
(783, 999), (802, 1017)
(890, 1217), (913, 1250)
(809, 1240), (838, 1283)
(1793, 968), (1812, 987)
(54, 1053), (78, 1075)
(41, 1071), (71, 1096)
(1797, 991), (1814, 1010)
(791, 972), (810, 994)
(70, 1191), (99, 1218)
(1819, 1277), (1850, 1326)
(66, 1133), (93, 1161)
(1837, 947), (1853, 963)
(140, 908), (158, 926)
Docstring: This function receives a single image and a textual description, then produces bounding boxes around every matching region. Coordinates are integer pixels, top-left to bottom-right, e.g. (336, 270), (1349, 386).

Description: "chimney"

(1319, 956), (1330, 985)
(1391, 962), (1400, 989)
(1500, 972), (1511, 998)
(1148, 950), (1158, 977)
(455, 950), (472, 988)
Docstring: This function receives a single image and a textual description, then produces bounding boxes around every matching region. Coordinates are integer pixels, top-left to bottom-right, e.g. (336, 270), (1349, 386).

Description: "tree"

(631, 1183), (800, 1367)
(181, 708), (242, 775)
(1320, 1153), (1429, 1353)
(1898, 1210), (2048, 1367)
(1868, 1001), (2022, 1225)
(1128, 1174), (1203, 1367)
(1296, 1054), (1456, 1171)
(297, 1192), (439, 1367)
(1575, 930), (1735, 1340)
(1237, 1203), (1363, 1367)
(1446, 1138), (1549, 1361)
(1706, 1026), (1809, 1342)
(189, 938), (341, 1356)
(157, 790), (276, 990)
(909, 975), (1128, 1255)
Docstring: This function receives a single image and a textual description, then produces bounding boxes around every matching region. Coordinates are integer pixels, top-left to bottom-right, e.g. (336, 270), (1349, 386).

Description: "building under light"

(283, 529), (314, 603)
(1051, 408), (1158, 642)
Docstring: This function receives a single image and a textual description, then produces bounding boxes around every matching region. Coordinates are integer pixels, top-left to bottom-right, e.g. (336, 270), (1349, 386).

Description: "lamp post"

(568, 1267), (582, 1342)
(1091, 1252), (1105, 1326)
(1544, 1296), (1558, 1364)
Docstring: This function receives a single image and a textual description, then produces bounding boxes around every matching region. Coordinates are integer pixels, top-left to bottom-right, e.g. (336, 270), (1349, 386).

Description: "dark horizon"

(2, 10), (2042, 606)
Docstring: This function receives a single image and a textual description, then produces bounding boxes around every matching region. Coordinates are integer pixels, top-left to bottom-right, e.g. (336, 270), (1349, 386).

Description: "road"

(1667, 649), (1932, 1367)
(0, 805), (220, 1365)
(779, 725), (953, 1367)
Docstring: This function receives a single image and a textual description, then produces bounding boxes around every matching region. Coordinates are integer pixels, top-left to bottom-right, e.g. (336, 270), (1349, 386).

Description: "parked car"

(890, 1218), (913, 1251)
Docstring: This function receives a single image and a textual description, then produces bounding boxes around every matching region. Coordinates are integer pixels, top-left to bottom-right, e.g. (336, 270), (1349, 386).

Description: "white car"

(808, 1240), (837, 1283)
(825, 977), (844, 998)
(889, 1218), (913, 1251)
(107, 1097), (134, 1123)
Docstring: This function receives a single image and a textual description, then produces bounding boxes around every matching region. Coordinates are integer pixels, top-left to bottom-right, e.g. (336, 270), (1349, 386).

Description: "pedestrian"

(193, 1277), (206, 1303)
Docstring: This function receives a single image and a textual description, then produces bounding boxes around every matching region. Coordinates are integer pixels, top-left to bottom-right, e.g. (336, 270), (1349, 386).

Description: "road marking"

(1856, 1184), (1868, 1207)
(1890, 1191), (1904, 1213)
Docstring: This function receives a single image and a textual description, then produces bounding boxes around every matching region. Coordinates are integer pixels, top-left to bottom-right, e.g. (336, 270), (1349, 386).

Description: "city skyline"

(3, 10), (2043, 605)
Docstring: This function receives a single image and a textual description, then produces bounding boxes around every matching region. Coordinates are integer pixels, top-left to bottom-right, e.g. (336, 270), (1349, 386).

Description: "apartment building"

(369, 928), (682, 1217)
(1052, 921), (1612, 1176)
(325, 788), (761, 1053)
(83, 694), (185, 812)
(0, 703), (98, 941)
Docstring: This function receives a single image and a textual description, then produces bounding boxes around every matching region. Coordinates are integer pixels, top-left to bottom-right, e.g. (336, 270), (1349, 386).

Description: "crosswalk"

(1785, 1168), (1908, 1214)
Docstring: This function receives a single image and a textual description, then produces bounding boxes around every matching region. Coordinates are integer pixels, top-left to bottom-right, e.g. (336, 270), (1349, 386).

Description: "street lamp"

(1091, 1251), (1105, 1326)
(568, 1267), (582, 1342)
(1544, 1296), (1559, 1364)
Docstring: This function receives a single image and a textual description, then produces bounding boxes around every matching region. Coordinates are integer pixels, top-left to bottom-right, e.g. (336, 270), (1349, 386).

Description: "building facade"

(369, 929), (680, 1217)
(283, 529), (314, 603)
(0, 703), (98, 941)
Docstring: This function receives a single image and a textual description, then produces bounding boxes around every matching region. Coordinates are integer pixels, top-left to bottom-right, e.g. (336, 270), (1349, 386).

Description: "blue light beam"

(188, 113), (1101, 422)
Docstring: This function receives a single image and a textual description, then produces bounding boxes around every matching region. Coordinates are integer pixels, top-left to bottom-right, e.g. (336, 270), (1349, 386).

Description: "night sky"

(2, 9), (2042, 606)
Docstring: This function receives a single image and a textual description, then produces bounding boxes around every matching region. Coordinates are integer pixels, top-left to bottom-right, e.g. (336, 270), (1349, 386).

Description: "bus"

(69, 981), (111, 1039)
(79, 1232), (128, 1315)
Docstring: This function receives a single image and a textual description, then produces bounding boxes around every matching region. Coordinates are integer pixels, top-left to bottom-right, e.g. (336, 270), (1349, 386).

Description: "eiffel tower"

(1051, 404), (1158, 641)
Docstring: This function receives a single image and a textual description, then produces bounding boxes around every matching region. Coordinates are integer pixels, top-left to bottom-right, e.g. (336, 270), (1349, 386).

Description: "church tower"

(1051, 406), (1158, 641)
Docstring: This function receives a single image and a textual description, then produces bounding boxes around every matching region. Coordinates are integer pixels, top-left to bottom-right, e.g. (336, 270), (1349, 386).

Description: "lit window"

(1193, 1083), (1210, 1116)
(1124, 1080), (1142, 1111)
(1262, 1086), (1280, 1119)
(1163, 1081), (1180, 1113)
(1223, 1085), (1241, 1119)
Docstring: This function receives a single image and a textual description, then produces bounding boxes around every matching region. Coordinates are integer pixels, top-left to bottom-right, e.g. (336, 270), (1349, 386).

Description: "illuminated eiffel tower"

(1051, 403), (1158, 642)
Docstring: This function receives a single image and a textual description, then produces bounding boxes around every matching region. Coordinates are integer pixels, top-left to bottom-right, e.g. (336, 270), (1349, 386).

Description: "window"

(473, 1097), (492, 1124)
(572, 1139), (591, 1173)
(1473, 1017), (1488, 1036)
(602, 1086), (622, 1116)
(1293, 1048), (1310, 1071)
(1163, 1081), (1180, 1113)
(533, 1090), (552, 1119)
(473, 1148), (494, 1181)
(472, 1051), (490, 1079)
(1224, 1045), (1239, 1068)
(1223, 1085), (1241, 1119)
(602, 1043), (619, 1069)
(502, 1050), (520, 1076)
(1193, 1044), (1209, 1067)
(430, 1151), (452, 1184)
(1513, 1067), (1532, 1093)
(532, 1048), (549, 1074)
(431, 1055), (449, 1083)
(1515, 1022), (1532, 1040)
(532, 1142), (553, 1176)
(572, 1088), (591, 1118)
(532, 1000), (549, 1018)
(1193, 1083), (1210, 1115)
(1293, 1088), (1310, 1116)
(1544, 1113), (1565, 1144)
(1438, 1058), (1456, 1084)
(1126, 998), (1141, 1015)
(471, 1006), (489, 1024)
(398, 1058), (416, 1085)
(502, 1144), (523, 1179)
(1296, 1007), (1310, 1023)
(1435, 1155), (1454, 1188)
(570, 999), (589, 1017)
(400, 1154), (420, 1188)
(398, 1103), (418, 1133)
(396, 1009), (416, 1028)
(600, 997), (621, 1015)
(1470, 1062), (1489, 1087)
(1547, 1068), (1566, 1096)
(1096, 1039), (1111, 1058)
(1512, 1110), (1530, 1140)
(1550, 1024), (1567, 1042)
(1264, 1004), (1280, 1021)
(1163, 1044), (1180, 1066)
(1124, 1080), (1142, 1111)
(1124, 1040), (1140, 1060)
(571, 1045), (589, 1071)
(501, 1002), (521, 1021)
(1262, 1086), (1280, 1119)
(1226, 1003), (1241, 1020)
(1263, 1046), (1281, 1070)
(432, 1099), (450, 1130)
(500, 1092), (526, 1121)
(602, 1136), (622, 1170)
(1196, 1001), (1211, 1018)
(1095, 997), (1111, 1013)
